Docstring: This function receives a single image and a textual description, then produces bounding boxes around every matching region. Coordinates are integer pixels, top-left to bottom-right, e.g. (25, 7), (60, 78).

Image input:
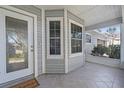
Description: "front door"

(0, 8), (34, 84)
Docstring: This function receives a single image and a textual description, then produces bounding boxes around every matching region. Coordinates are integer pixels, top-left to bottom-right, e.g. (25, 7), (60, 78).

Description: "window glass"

(49, 21), (61, 55)
(56, 39), (60, 47)
(6, 16), (28, 73)
(50, 21), (55, 29)
(86, 34), (91, 43)
(55, 21), (60, 29)
(50, 30), (55, 37)
(71, 23), (82, 54)
(56, 30), (60, 37)
(50, 47), (55, 54)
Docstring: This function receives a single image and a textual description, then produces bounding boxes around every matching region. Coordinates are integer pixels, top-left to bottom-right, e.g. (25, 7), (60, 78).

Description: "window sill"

(47, 55), (63, 59)
(69, 52), (83, 58)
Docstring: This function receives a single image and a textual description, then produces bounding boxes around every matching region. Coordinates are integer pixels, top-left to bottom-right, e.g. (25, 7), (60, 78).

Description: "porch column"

(64, 9), (69, 73)
(120, 6), (124, 69)
(41, 8), (46, 73)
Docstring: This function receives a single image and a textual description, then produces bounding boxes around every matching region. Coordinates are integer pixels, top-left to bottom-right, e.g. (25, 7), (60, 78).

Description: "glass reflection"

(6, 16), (28, 73)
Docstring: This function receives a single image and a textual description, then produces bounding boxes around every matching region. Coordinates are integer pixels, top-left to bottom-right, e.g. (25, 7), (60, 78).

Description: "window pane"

(77, 26), (80, 31)
(77, 40), (82, 52)
(77, 31), (82, 39)
(6, 16), (28, 73)
(79, 27), (82, 32)
(49, 21), (61, 55)
(74, 24), (77, 31)
(71, 39), (75, 47)
(55, 30), (60, 37)
(75, 31), (79, 38)
(71, 39), (76, 53)
(73, 31), (76, 38)
(50, 39), (56, 47)
(50, 30), (56, 37)
(55, 21), (60, 29)
(56, 39), (60, 47)
(50, 47), (55, 54)
(71, 23), (82, 54)
(71, 31), (75, 38)
(71, 23), (74, 31)
(75, 40), (78, 52)
(79, 46), (82, 52)
(50, 21), (55, 29)
(72, 47), (75, 53)
(79, 40), (82, 47)
(50, 21), (60, 29)
(56, 47), (60, 54)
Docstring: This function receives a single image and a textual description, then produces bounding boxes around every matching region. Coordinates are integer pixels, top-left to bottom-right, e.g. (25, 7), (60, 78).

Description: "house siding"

(45, 10), (65, 73)
(45, 10), (64, 17)
(67, 11), (85, 72)
(68, 56), (84, 72)
(3, 6), (85, 75)
(12, 5), (42, 75)
(67, 11), (84, 25)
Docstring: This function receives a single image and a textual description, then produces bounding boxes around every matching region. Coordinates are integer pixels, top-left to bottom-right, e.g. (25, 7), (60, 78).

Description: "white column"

(64, 9), (69, 73)
(83, 27), (86, 64)
(34, 13), (38, 77)
(120, 6), (124, 69)
(41, 8), (46, 73)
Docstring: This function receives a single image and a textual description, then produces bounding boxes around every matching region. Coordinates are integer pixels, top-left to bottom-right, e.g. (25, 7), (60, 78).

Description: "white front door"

(0, 8), (34, 84)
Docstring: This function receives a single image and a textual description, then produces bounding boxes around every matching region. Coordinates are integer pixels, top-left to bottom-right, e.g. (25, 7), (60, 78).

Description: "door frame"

(0, 6), (38, 77)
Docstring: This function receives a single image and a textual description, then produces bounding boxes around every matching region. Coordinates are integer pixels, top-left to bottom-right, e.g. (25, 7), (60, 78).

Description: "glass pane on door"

(6, 16), (28, 73)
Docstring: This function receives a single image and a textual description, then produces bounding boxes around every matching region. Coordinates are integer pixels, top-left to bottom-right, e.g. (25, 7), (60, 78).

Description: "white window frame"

(69, 19), (84, 57)
(47, 17), (63, 59)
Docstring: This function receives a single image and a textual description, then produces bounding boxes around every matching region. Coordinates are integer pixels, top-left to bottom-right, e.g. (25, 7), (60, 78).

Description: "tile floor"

(37, 62), (124, 88)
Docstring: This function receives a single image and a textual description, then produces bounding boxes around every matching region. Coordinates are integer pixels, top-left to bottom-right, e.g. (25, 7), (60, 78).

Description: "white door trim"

(0, 6), (38, 77)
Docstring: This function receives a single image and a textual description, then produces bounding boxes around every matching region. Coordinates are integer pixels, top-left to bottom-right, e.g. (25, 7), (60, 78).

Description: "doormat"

(11, 78), (39, 88)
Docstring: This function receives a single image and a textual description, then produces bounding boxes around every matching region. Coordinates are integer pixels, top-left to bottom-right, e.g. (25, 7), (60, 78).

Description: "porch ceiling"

(35, 5), (122, 27)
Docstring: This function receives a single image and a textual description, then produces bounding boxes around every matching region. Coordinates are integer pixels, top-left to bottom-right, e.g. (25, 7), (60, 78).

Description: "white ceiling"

(36, 5), (122, 26)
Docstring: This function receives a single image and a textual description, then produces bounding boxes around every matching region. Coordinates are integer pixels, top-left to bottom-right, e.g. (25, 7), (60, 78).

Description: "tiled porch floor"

(37, 62), (124, 88)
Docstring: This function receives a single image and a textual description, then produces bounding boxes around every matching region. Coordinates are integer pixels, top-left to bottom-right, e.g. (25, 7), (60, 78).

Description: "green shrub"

(92, 45), (108, 56)
(91, 45), (120, 59)
(108, 45), (120, 59)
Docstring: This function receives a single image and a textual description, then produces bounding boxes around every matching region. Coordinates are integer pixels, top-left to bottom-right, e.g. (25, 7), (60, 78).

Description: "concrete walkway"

(37, 62), (124, 88)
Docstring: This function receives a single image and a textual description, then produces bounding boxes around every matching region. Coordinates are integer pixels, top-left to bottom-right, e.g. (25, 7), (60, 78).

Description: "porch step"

(11, 78), (39, 88)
